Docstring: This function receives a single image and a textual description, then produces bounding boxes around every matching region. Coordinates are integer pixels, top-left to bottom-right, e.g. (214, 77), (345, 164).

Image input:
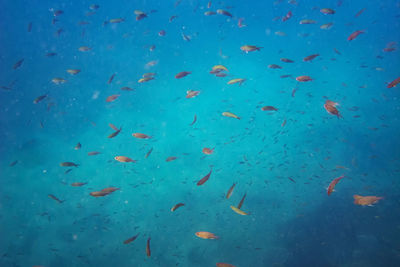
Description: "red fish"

(175, 71), (191, 79)
(132, 133), (151, 139)
(146, 238), (151, 257)
(202, 147), (214, 155)
(327, 175), (344, 195)
(296, 75), (312, 82)
(106, 94), (120, 102)
(186, 90), (200, 98)
(387, 77), (400, 88)
(353, 195), (383, 206)
(238, 18), (246, 28)
(348, 30), (365, 41)
(197, 169), (212, 186)
(282, 11), (292, 22)
(303, 54), (319, 62)
(324, 100), (342, 118)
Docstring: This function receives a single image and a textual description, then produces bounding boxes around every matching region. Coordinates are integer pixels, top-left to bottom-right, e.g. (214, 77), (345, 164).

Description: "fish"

(64, 169), (72, 174)
(60, 162), (79, 167)
(212, 65), (228, 72)
(132, 133), (151, 139)
(146, 238), (151, 257)
(268, 64), (282, 69)
(186, 90), (200, 98)
(121, 87), (134, 91)
(48, 194), (64, 203)
(52, 78), (67, 84)
(181, 32), (191, 41)
(66, 69), (81, 75)
(281, 119), (287, 127)
(324, 100), (342, 118)
(204, 11), (216, 16)
(320, 8), (335, 14)
(78, 46), (92, 52)
(9, 160), (18, 167)
(175, 71), (191, 79)
(207, 1), (211, 8)
(135, 10), (147, 21)
(197, 169), (212, 186)
(171, 203), (185, 212)
(217, 9), (232, 17)
(195, 231), (218, 239)
(282, 10), (292, 22)
(71, 182), (87, 187)
(166, 156), (177, 162)
(123, 233), (140, 244)
(115, 156), (136, 163)
(143, 73), (156, 78)
(355, 8), (366, 17)
(189, 115), (197, 126)
(74, 142), (81, 150)
(387, 77), (400, 88)
(240, 45), (262, 53)
(227, 78), (245, 85)
(299, 19), (316, 24)
(27, 22), (32, 32)
(169, 15), (178, 22)
(327, 175), (345, 195)
(320, 23), (333, 30)
(89, 4), (100, 10)
(226, 183), (236, 199)
(291, 88), (297, 97)
(230, 205), (249, 215)
(90, 187), (119, 197)
(222, 112), (240, 120)
(288, 177), (296, 183)
(53, 10), (64, 16)
(202, 148), (214, 155)
(237, 193), (246, 209)
(108, 127), (122, 138)
(261, 106), (278, 111)
(33, 95), (47, 104)
(303, 54), (319, 62)
(238, 18), (246, 28)
(88, 151), (101, 156)
(281, 58), (294, 63)
(106, 94), (120, 102)
(145, 148), (153, 158)
(13, 59), (24, 69)
(353, 195), (383, 206)
(108, 73), (116, 84)
(348, 30), (365, 41)
(158, 30), (166, 36)
(110, 18), (125, 23)
(216, 263), (236, 267)
(296, 76), (312, 82)
(138, 77), (154, 83)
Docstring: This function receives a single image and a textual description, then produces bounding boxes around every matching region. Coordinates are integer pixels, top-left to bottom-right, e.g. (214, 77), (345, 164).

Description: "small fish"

(13, 59), (24, 70)
(324, 100), (342, 118)
(108, 127), (122, 138)
(166, 156), (177, 162)
(106, 94), (120, 102)
(387, 77), (400, 88)
(145, 148), (153, 158)
(226, 183), (236, 199)
(71, 182), (87, 187)
(197, 169), (212, 186)
(227, 78), (245, 85)
(327, 175), (344, 195)
(66, 69), (81, 75)
(240, 45), (262, 53)
(217, 263), (236, 267)
(296, 76), (312, 82)
(108, 73), (116, 84)
(135, 10), (147, 21)
(52, 78), (67, 84)
(171, 203), (185, 212)
(138, 77), (154, 83)
(89, 4), (100, 10)
(222, 112), (240, 120)
(90, 187), (119, 197)
(33, 95), (47, 104)
(281, 58), (294, 63)
(211, 65), (228, 72)
(186, 90), (200, 98)
(121, 87), (134, 91)
(299, 19), (316, 24)
(288, 177), (296, 183)
(320, 23), (333, 30)
(146, 238), (151, 257)
(202, 147), (214, 155)
(237, 193), (246, 209)
(169, 15), (178, 22)
(60, 162), (79, 167)
(195, 231), (218, 239)
(238, 18), (246, 28)
(217, 9), (232, 17)
(353, 195), (383, 206)
(303, 54), (319, 62)
(27, 22), (32, 32)
(158, 30), (166, 36)
(88, 151), (101, 156)
(9, 160), (18, 167)
(143, 72), (156, 78)
(181, 32), (191, 41)
(230, 205), (249, 215)
(78, 46), (92, 52)
(355, 8), (366, 17)
(48, 194), (64, 203)
(268, 64), (282, 69)
(123, 233), (140, 244)
(64, 168), (73, 174)
(320, 8), (335, 15)
(204, 11), (216, 16)
(115, 156), (136, 163)
(110, 18), (125, 23)
(282, 10), (292, 22)
(53, 10), (64, 16)
(281, 119), (287, 127)
(261, 106), (278, 111)
(175, 71), (191, 79)
(132, 133), (151, 139)
(348, 30), (365, 41)
(74, 142), (81, 150)
(190, 115), (197, 126)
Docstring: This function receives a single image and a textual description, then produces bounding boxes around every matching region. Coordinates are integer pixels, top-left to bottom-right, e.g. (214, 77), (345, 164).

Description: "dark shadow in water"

(273, 194), (400, 267)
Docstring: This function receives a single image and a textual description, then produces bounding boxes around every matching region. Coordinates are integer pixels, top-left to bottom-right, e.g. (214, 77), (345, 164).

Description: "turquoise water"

(1, 0), (400, 266)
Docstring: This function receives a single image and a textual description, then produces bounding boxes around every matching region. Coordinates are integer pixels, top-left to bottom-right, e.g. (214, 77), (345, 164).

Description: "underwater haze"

(1, 0), (400, 266)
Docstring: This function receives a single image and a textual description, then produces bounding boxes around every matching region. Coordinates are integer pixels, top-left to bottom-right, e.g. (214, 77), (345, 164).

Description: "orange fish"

(348, 30), (365, 41)
(226, 183), (236, 199)
(132, 133), (151, 139)
(171, 203), (185, 212)
(123, 233), (140, 244)
(387, 77), (400, 88)
(186, 90), (200, 98)
(353, 195), (383, 206)
(71, 182), (87, 187)
(327, 175), (344, 195)
(146, 237), (151, 257)
(115, 156), (136, 163)
(202, 147), (214, 155)
(324, 100), (342, 118)
(240, 45), (262, 53)
(195, 231), (218, 239)
(106, 94), (120, 102)
(90, 187), (119, 197)
(216, 263), (236, 267)
(296, 75), (313, 82)
(197, 169), (212, 186)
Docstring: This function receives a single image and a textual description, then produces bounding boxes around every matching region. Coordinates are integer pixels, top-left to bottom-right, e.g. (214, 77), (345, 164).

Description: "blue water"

(1, 0), (400, 266)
